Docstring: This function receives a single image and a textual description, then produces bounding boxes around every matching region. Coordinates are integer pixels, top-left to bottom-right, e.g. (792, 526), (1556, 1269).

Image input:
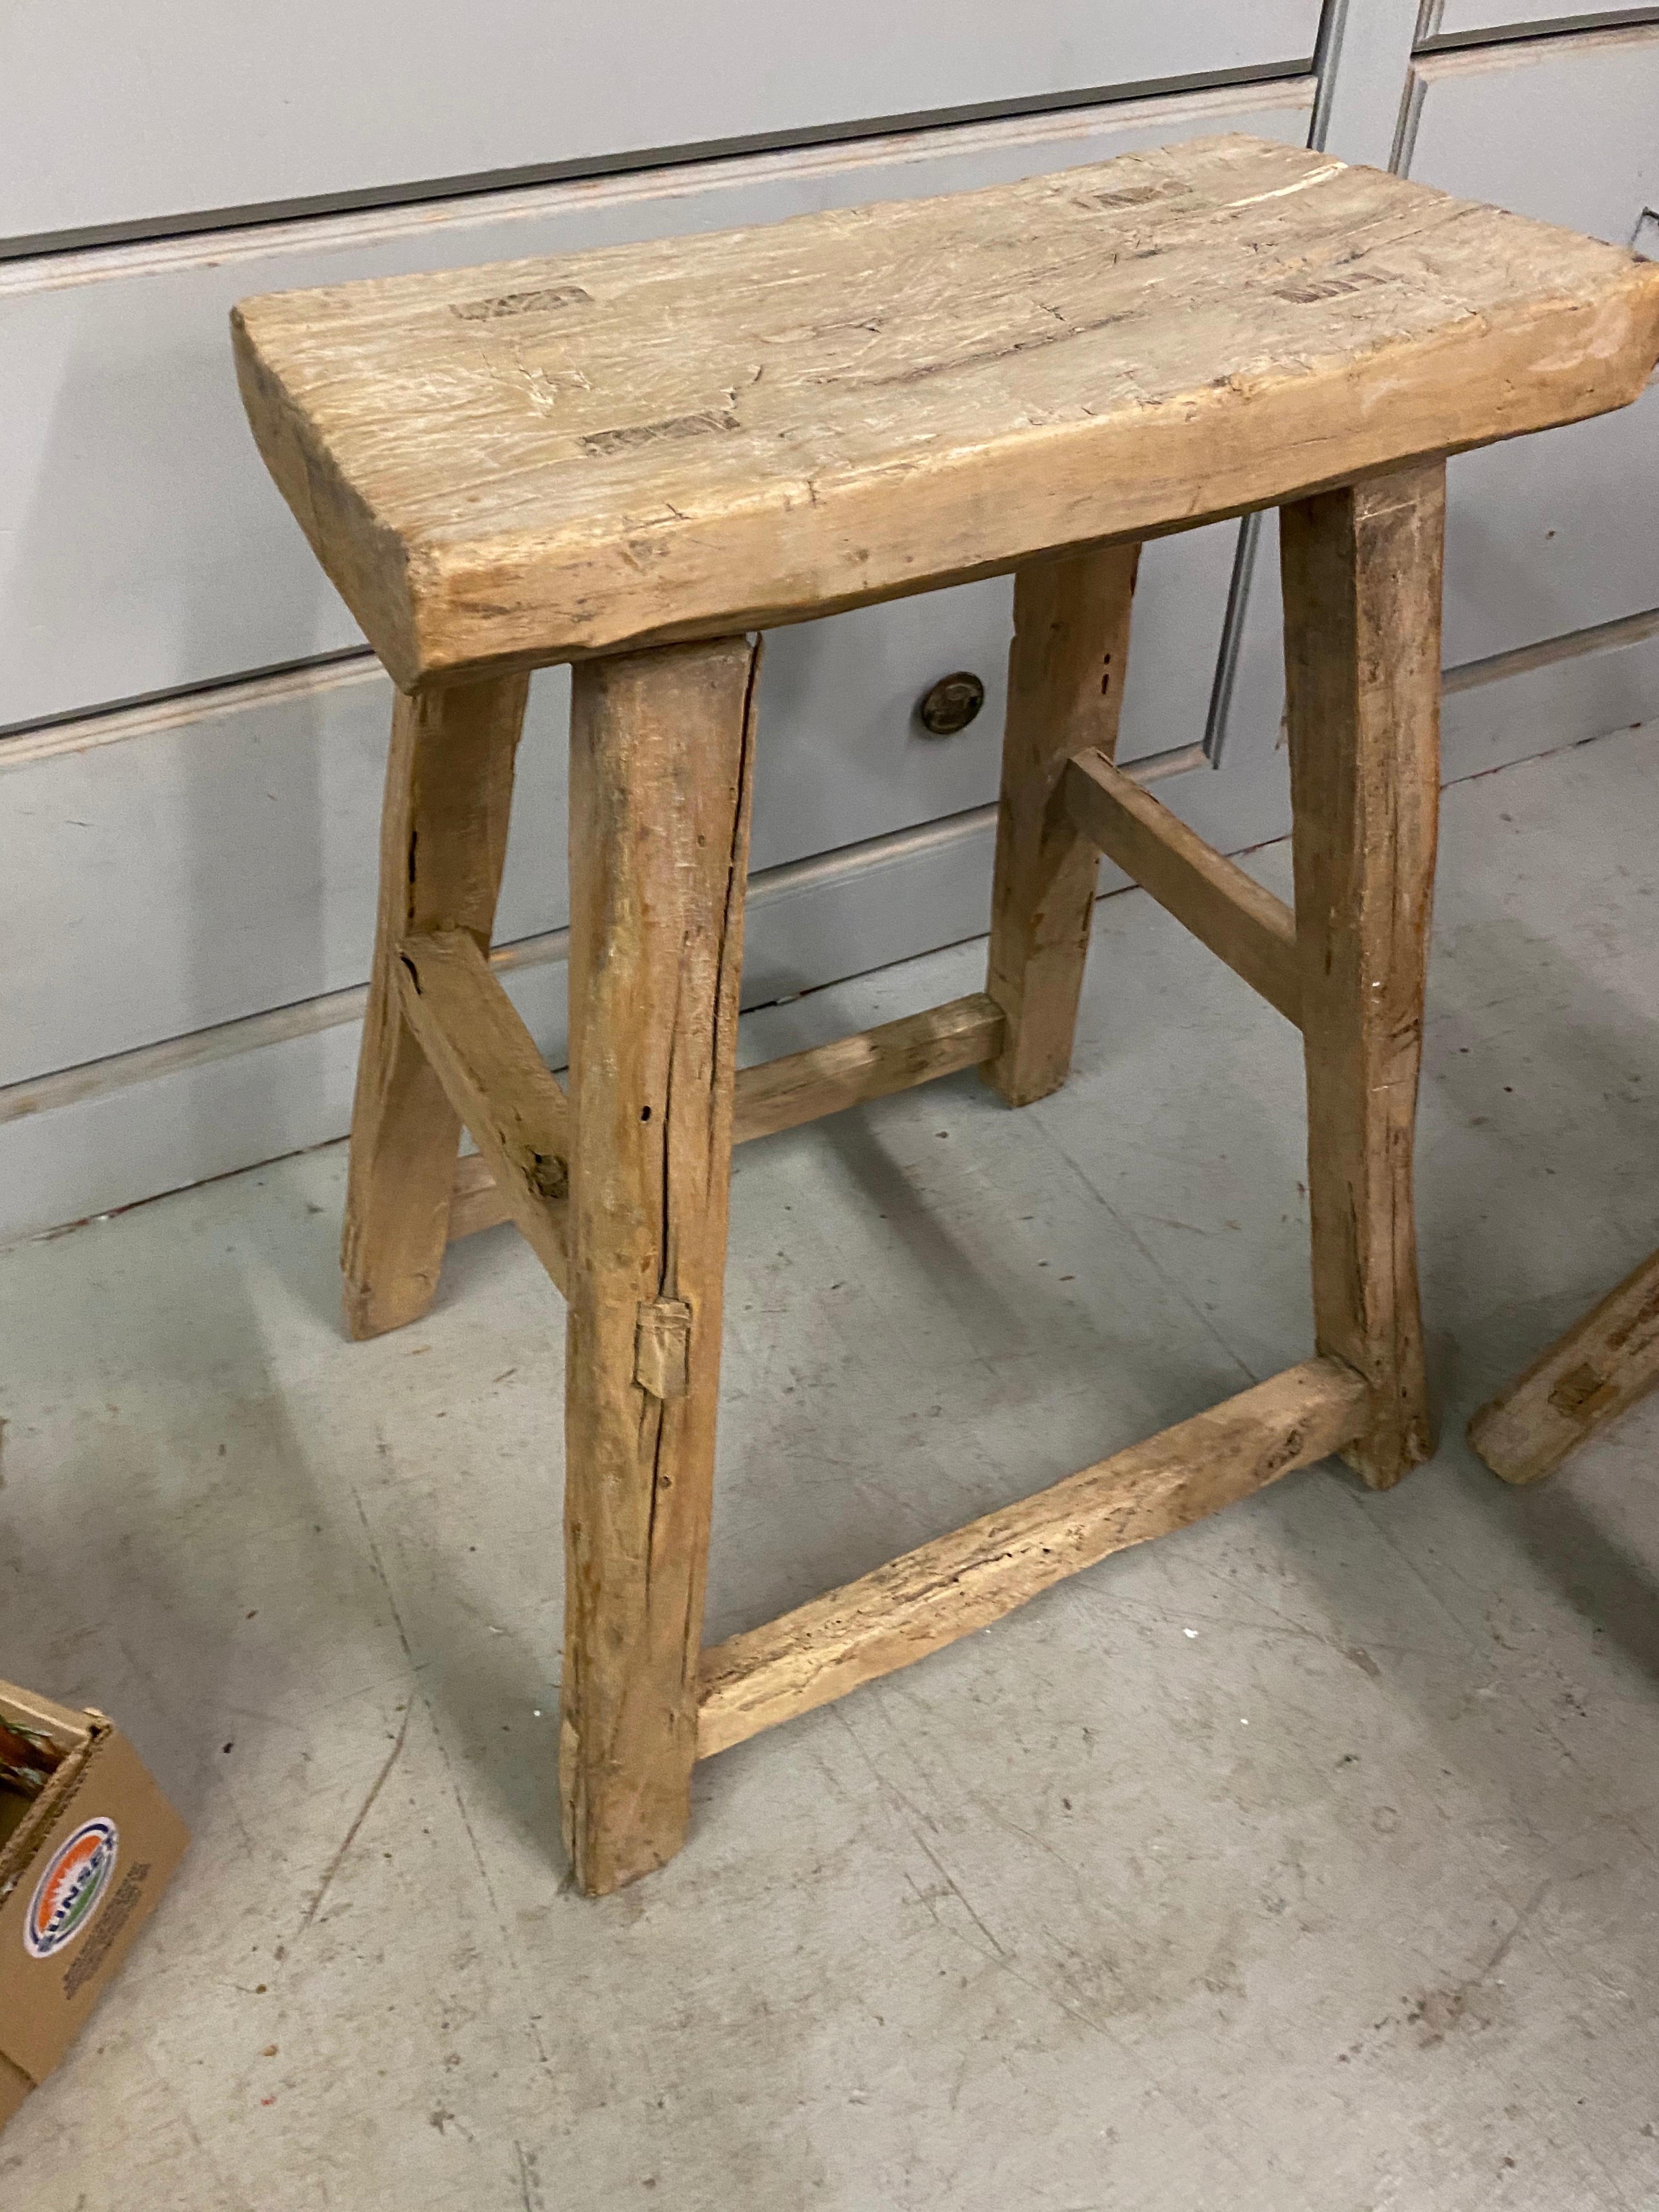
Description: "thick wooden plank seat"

(232, 134), (1659, 690)
(232, 135), (1659, 1896)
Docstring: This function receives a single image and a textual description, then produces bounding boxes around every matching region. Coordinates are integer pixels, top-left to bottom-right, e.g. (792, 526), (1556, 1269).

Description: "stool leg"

(1282, 462), (1445, 1489)
(560, 635), (761, 1894)
(341, 674), (530, 1339)
(983, 543), (1140, 1105)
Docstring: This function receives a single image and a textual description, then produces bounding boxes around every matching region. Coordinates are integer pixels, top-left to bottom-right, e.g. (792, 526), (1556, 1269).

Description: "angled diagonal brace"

(1063, 747), (1301, 1025)
(397, 929), (570, 1290)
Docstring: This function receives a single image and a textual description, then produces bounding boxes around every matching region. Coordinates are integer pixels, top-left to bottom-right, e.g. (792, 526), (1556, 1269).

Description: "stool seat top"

(233, 134), (1659, 691)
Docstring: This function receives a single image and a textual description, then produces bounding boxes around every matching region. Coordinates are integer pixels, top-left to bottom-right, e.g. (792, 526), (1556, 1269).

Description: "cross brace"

(698, 1355), (1367, 1753)
(1062, 748), (1301, 1025)
(444, 976), (1007, 1246)
(438, 749), (1302, 1259)
(392, 882), (1363, 1766)
(398, 931), (571, 1288)
(389, 697), (1398, 1775)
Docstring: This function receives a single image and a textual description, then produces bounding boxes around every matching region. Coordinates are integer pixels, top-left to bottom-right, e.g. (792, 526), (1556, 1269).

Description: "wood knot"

(527, 1151), (568, 1201)
(1548, 1362), (1614, 1420)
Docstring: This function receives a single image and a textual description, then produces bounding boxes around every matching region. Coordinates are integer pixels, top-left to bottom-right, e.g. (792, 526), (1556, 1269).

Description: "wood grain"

(983, 544), (1139, 1106)
(449, 1150), (509, 1241)
(396, 929), (571, 1292)
(560, 634), (760, 1896)
(734, 991), (1003, 1143)
(231, 136), (1659, 687)
(1469, 1245), (1659, 1485)
(697, 1356), (1367, 1755)
(1282, 462), (1444, 1489)
(340, 674), (529, 1339)
(1062, 746), (1300, 1025)
(445, 993), (1005, 1242)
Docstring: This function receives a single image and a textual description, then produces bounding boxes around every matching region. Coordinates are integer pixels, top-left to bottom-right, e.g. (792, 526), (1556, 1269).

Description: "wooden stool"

(233, 137), (1659, 1893)
(1471, 1247), (1659, 1484)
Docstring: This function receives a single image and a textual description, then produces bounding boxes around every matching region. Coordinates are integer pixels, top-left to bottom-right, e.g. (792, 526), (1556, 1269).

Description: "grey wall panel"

(3, 77), (1309, 1233)
(0, 516), (1234, 1091)
(0, 3), (1322, 244)
(0, 81), (1313, 732)
(1407, 26), (1659, 251)
(0, 810), (1004, 1245)
(30, 604), (1649, 1247)
(1442, 391), (1659, 666)
(0, 667), (399, 1091)
(1438, 623), (1659, 774)
(1213, 506), (1659, 789)
(1218, 22), (1659, 759)
(1419, 4), (1659, 38)
(0, 721), (1308, 1248)
(1406, 26), (1659, 664)
(1312, 0), (1421, 168)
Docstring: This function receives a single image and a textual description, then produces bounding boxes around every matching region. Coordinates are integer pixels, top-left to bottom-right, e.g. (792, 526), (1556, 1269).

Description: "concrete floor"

(4, 721), (1659, 2211)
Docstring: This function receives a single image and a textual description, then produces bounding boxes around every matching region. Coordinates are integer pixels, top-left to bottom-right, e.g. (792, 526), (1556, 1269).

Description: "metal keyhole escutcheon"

(916, 670), (985, 736)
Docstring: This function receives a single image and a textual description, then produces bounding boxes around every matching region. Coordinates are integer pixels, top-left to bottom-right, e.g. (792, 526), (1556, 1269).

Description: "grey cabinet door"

(1417, 2), (1644, 37)
(1218, 21), (1659, 781)
(1, 85), (1313, 1171)
(1405, 25), (1659, 666)
(0, 2), (1323, 244)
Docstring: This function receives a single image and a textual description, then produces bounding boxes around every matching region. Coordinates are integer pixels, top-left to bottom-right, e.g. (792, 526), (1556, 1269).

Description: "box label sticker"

(24, 1819), (118, 1960)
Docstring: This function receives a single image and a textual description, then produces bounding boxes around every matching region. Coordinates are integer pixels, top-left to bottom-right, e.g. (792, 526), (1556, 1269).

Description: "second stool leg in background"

(341, 673), (530, 1341)
(983, 542), (1140, 1107)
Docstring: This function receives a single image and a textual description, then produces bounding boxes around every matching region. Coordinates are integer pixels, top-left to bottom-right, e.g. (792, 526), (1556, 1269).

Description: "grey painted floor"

(4, 721), (1659, 2212)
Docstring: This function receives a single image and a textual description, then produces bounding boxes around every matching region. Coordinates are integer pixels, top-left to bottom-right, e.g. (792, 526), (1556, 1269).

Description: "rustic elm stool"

(1470, 1229), (1659, 1484)
(233, 136), (1659, 1893)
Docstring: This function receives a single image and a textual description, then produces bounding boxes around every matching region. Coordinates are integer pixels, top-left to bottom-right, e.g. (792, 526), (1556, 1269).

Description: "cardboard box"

(0, 1678), (188, 2130)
